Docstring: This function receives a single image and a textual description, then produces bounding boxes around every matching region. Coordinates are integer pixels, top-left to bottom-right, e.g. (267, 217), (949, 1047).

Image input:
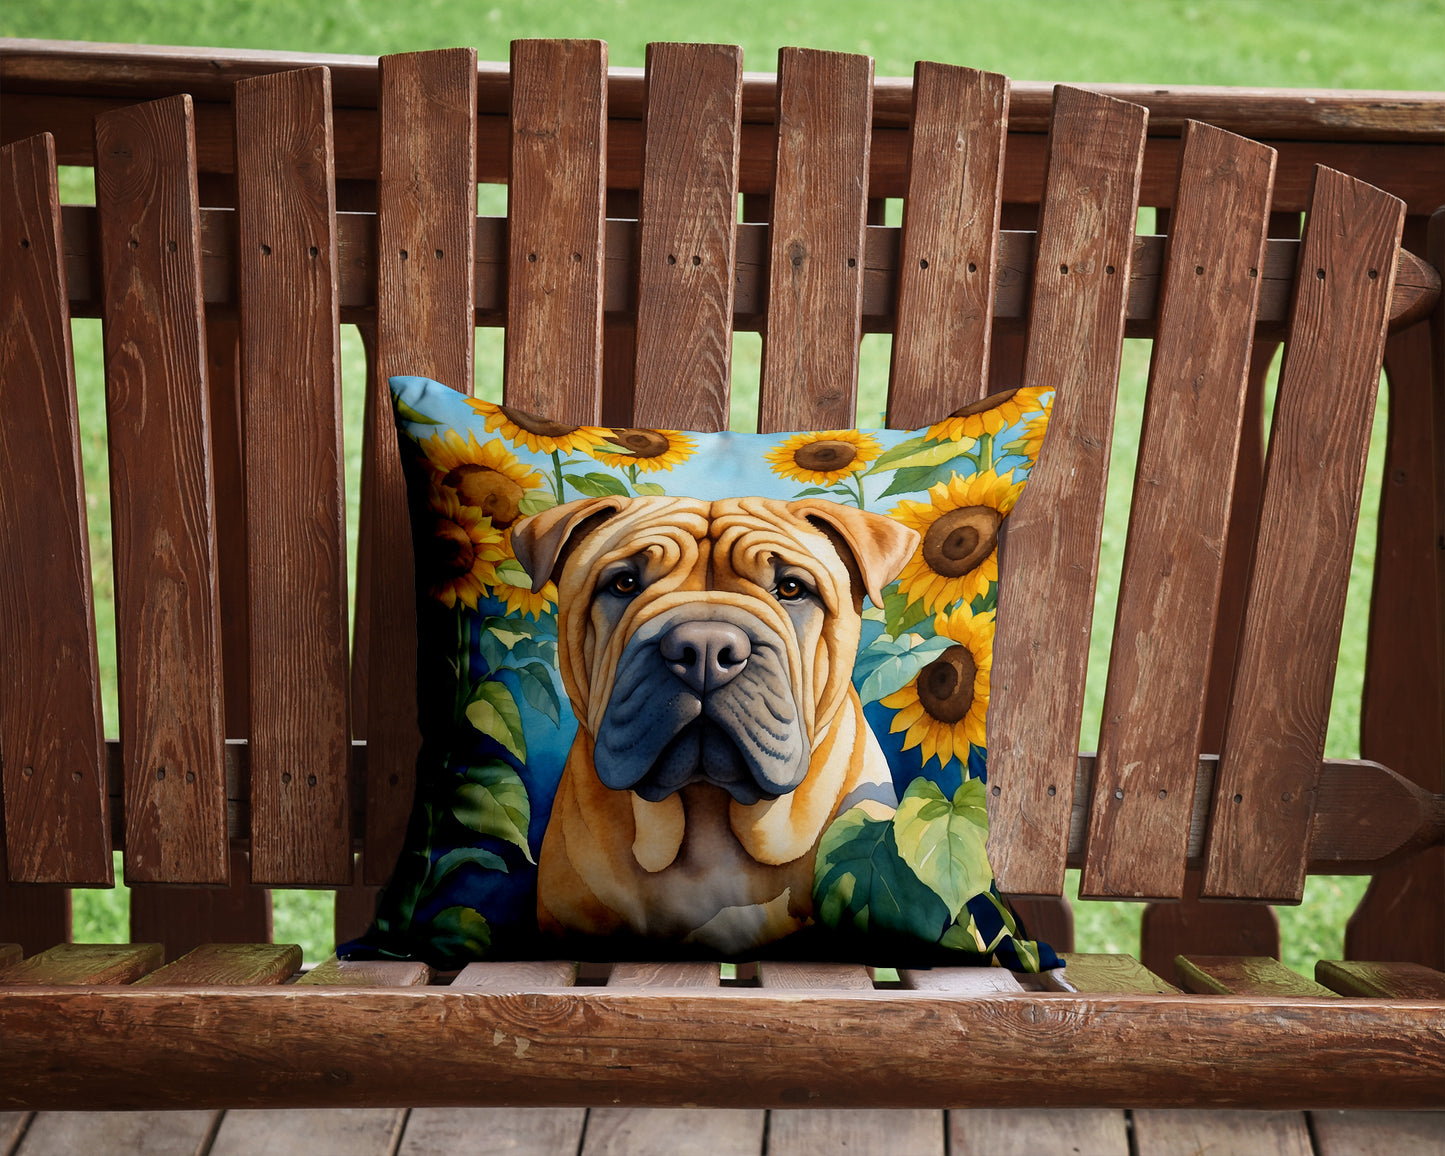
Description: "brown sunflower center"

(430, 517), (476, 579)
(793, 439), (858, 471)
(921, 505), (1001, 577)
(606, 428), (671, 459)
(444, 464), (524, 527)
(498, 404), (579, 439)
(949, 389), (1017, 418)
(917, 644), (979, 724)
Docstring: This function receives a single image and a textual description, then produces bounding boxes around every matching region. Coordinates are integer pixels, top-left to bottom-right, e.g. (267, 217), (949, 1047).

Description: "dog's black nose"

(660, 620), (751, 695)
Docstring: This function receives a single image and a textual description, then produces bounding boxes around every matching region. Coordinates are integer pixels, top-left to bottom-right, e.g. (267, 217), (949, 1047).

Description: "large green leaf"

(877, 459), (970, 500)
(481, 614), (543, 647)
(426, 905), (492, 959)
(567, 471), (630, 498)
(857, 634), (955, 704)
(493, 557), (532, 587)
(866, 432), (936, 473)
(465, 680), (527, 760)
(429, 844), (509, 886)
(518, 489), (557, 517)
(871, 437), (974, 475)
(396, 398), (446, 426)
(451, 759), (534, 863)
(892, 777), (993, 920)
(813, 807), (949, 942)
(633, 481), (666, 496)
(882, 586), (931, 637)
(515, 661), (562, 725)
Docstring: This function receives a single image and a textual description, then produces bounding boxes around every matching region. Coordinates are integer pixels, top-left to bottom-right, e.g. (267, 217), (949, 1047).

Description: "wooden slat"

(899, 967), (1024, 993)
(583, 1108), (764, 1156)
(1204, 167), (1406, 902)
(0, 942), (162, 985)
(360, 48), (477, 886)
(233, 67), (352, 886)
(452, 960), (578, 988)
(769, 1111), (943, 1156)
(1316, 959), (1445, 998)
(132, 942), (300, 986)
(0, 944), (19, 967)
(332, 849), (378, 946)
(1311, 1110), (1445, 1156)
(0, 133), (110, 885)
(888, 64), (1009, 425)
(1132, 1110), (1312, 1156)
(505, 39), (606, 422)
(757, 48), (873, 433)
(298, 954), (433, 987)
(630, 42), (742, 433)
(400, 1109), (588, 1156)
(608, 962), (719, 988)
(757, 962), (872, 990)
(128, 847), (271, 962)
(15, 1111), (219, 1156)
(951, 1109), (1128, 1156)
(208, 1109), (404, 1156)
(1083, 123), (1275, 900)
(1054, 952), (1181, 994)
(1175, 955), (1336, 997)
(93, 95), (229, 885)
(986, 87), (1148, 895)
(0, 851), (70, 956)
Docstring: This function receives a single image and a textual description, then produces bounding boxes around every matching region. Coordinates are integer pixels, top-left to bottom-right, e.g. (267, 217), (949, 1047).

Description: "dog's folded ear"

(788, 499), (920, 609)
(512, 496), (627, 593)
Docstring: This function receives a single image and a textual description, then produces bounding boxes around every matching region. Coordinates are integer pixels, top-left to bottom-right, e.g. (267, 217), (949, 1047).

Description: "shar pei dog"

(511, 495), (918, 954)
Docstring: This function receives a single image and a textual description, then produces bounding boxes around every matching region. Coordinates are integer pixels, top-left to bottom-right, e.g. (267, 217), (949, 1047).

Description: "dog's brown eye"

(777, 577), (806, 601)
(606, 572), (639, 596)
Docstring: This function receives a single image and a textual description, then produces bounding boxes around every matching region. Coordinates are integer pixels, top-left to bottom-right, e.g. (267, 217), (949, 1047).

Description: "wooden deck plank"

(208, 1109), (404, 1156)
(298, 954), (432, 987)
(1311, 1110), (1445, 1155)
(233, 66), (352, 886)
(583, 1109), (763, 1156)
(768, 1110), (943, 1156)
(1176, 955), (1336, 997)
(15, 1111), (218, 1156)
(1, 1113), (31, 1155)
(93, 94), (229, 886)
(0, 943), (162, 985)
(1132, 1110), (1312, 1156)
(1052, 952), (1181, 994)
(0, 133), (111, 885)
(132, 943), (301, 987)
(399, 1108), (587, 1156)
(1316, 960), (1445, 999)
(951, 1109), (1128, 1155)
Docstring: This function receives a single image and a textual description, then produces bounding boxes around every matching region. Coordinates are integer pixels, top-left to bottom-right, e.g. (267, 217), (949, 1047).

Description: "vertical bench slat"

(1203, 166), (1406, 903)
(757, 48), (873, 434)
(93, 95), (229, 884)
(233, 67), (352, 885)
(362, 47), (478, 884)
(887, 63), (1009, 426)
(1081, 122), (1275, 901)
(129, 847), (272, 962)
(505, 39), (607, 423)
(0, 133), (111, 885)
(986, 88), (1147, 896)
(0, 865), (70, 956)
(631, 41), (743, 433)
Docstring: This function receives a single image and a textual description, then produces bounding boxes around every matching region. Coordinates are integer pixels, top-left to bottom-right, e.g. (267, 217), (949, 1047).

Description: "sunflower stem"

(852, 471), (867, 510)
(979, 431), (995, 468)
(552, 449), (565, 503)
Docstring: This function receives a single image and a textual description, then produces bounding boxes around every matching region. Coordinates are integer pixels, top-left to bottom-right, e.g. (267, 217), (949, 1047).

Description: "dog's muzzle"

(593, 604), (809, 805)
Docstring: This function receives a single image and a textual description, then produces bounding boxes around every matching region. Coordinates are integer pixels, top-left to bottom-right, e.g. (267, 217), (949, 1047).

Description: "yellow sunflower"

(889, 470), (1026, 611)
(1009, 403), (1052, 465)
(589, 427), (698, 473)
(881, 603), (994, 767)
(420, 429), (544, 530)
(465, 398), (611, 456)
(490, 529), (558, 619)
(927, 385), (1050, 443)
(765, 429), (882, 486)
(423, 489), (506, 611)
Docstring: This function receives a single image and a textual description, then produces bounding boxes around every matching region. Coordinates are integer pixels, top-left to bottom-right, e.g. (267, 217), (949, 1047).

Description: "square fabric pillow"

(349, 376), (1060, 972)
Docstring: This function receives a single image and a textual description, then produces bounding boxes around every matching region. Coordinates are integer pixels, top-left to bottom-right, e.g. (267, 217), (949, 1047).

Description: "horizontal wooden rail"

(57, 207), (1441, 336)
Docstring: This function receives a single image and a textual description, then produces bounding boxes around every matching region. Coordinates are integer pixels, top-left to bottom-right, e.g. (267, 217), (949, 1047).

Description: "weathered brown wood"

(400, 1108), (589, 1156)
(1140, 870), (1280, 980)
(452, 961), (578, 988)
(132, 942), (300, 986)
(333, 850), (379, 947)
(233, 67), (352, 886)
(1317, 959), (1445, 999)
(505, 39), (606, 422)
(93, 95), (229, 886)
(583, 1108), (764, 1156)
(1175, 955), (1336, 997)
(900, 967), (1024, 994)
(630, 43), (742, 433)
(297, 955), (432, 987)
(14, 1110), (220, 1156)
(757, 48), (873, 433)
(1083, 123), (1275, 901)
(0, 942), (162, 985)
(757, 962), (872, 990)
(951, 1109), (1128, 1156)
(208, 1109), (405, 1156)
(128, 847), (271, 961)
(1311, 1110), (1445, 1156)
(0, 859), (70, 958)
(1204, 167), (1406, 903)
(987, 87), (1148, 896)
(1132, 1110), (1313, 1156)
(769, 1110), (942, 1156)
(1056, 953), (1181, 994)
(609, 962), (719, 988)
(888, 64), (1008, 425)
(0, 133), (110, 885)
(1, 1112), (31, 1153)
(0, 945), (19, 967)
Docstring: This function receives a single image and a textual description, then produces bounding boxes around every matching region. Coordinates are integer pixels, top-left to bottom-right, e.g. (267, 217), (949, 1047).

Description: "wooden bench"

(1, 37), (1444, 1121)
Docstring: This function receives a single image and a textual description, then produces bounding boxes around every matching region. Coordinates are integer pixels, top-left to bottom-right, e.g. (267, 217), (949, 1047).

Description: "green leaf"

(940, 916), (985, 952)
(518, 489), (557, 517)
(871, 436), (973, 475)
(634, 481), (666, 496)
(866, 432), (937, 473)
(813, 806), (950, 942)
(430, 844), (509, 884)
(426, 906), (491, 959)
(481, 615), (540, 648)
(567, 471), (629, 498)
(892, 778), (993, 920)
(516, 661), (562, 725)
(789, 485), (841, 498)
(857, 634), (956, 704)
(509, 637), (557, 666)
(883, 587), (931, 637)
(465, 680), (527, 760)
(877, 459), (971, 500)
(451, 759), (534, 863)
(395, 399), (446, 426)
(493, 557), (532, 587)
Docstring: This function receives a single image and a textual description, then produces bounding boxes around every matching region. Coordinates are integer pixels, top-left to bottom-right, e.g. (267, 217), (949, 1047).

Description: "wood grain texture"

(451, 961), (578, 988)
(297, 954), (432, 987)
(1311, 1110), (1445, 1156)
(757, 962), (872, 990)
(899, 967), (1024, 993)
(208, 1109), (404, 1156)
(888, 64), (1009, 426)
(986, 87), (1148, 896)
(951, 1109), (1128, 1156)
(505, 39), (607, 422)
(630, 43), (742, 433)
(583, 1108), (764, 1156)
(1131, 1110), (1312, 1156)
(1056, 953), (1181, 994)
(0, 133), (110, 885)
(609, 962), (719, 988)
(1204, 167), (1406, 902)
(1, 1112), (30, 1155)
(14, 1110), (219, 1156)
(132, 942), (300, 986)
(1175, 955), (1336, 997)
(362, 49), (477, 885)
(233, 67), (352, 885)
(0, 858), (70, 957)
(0, 942), (162, 985)
(93, 95), (229, 885)
(757, 48), (874, 433)
(0, 945), (18, 967)
(1316, 959), (1445, 998)
(399, 1108), (587, 1156)
(1140, 869), (1280, 979)
(129, 848), (271, 962)
(1083, 123), (1275, 900)
(769, 1111), (942, 1156)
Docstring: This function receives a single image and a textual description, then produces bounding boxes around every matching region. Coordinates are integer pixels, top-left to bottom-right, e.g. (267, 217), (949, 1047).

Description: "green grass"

(25, 0), (1442, 969)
